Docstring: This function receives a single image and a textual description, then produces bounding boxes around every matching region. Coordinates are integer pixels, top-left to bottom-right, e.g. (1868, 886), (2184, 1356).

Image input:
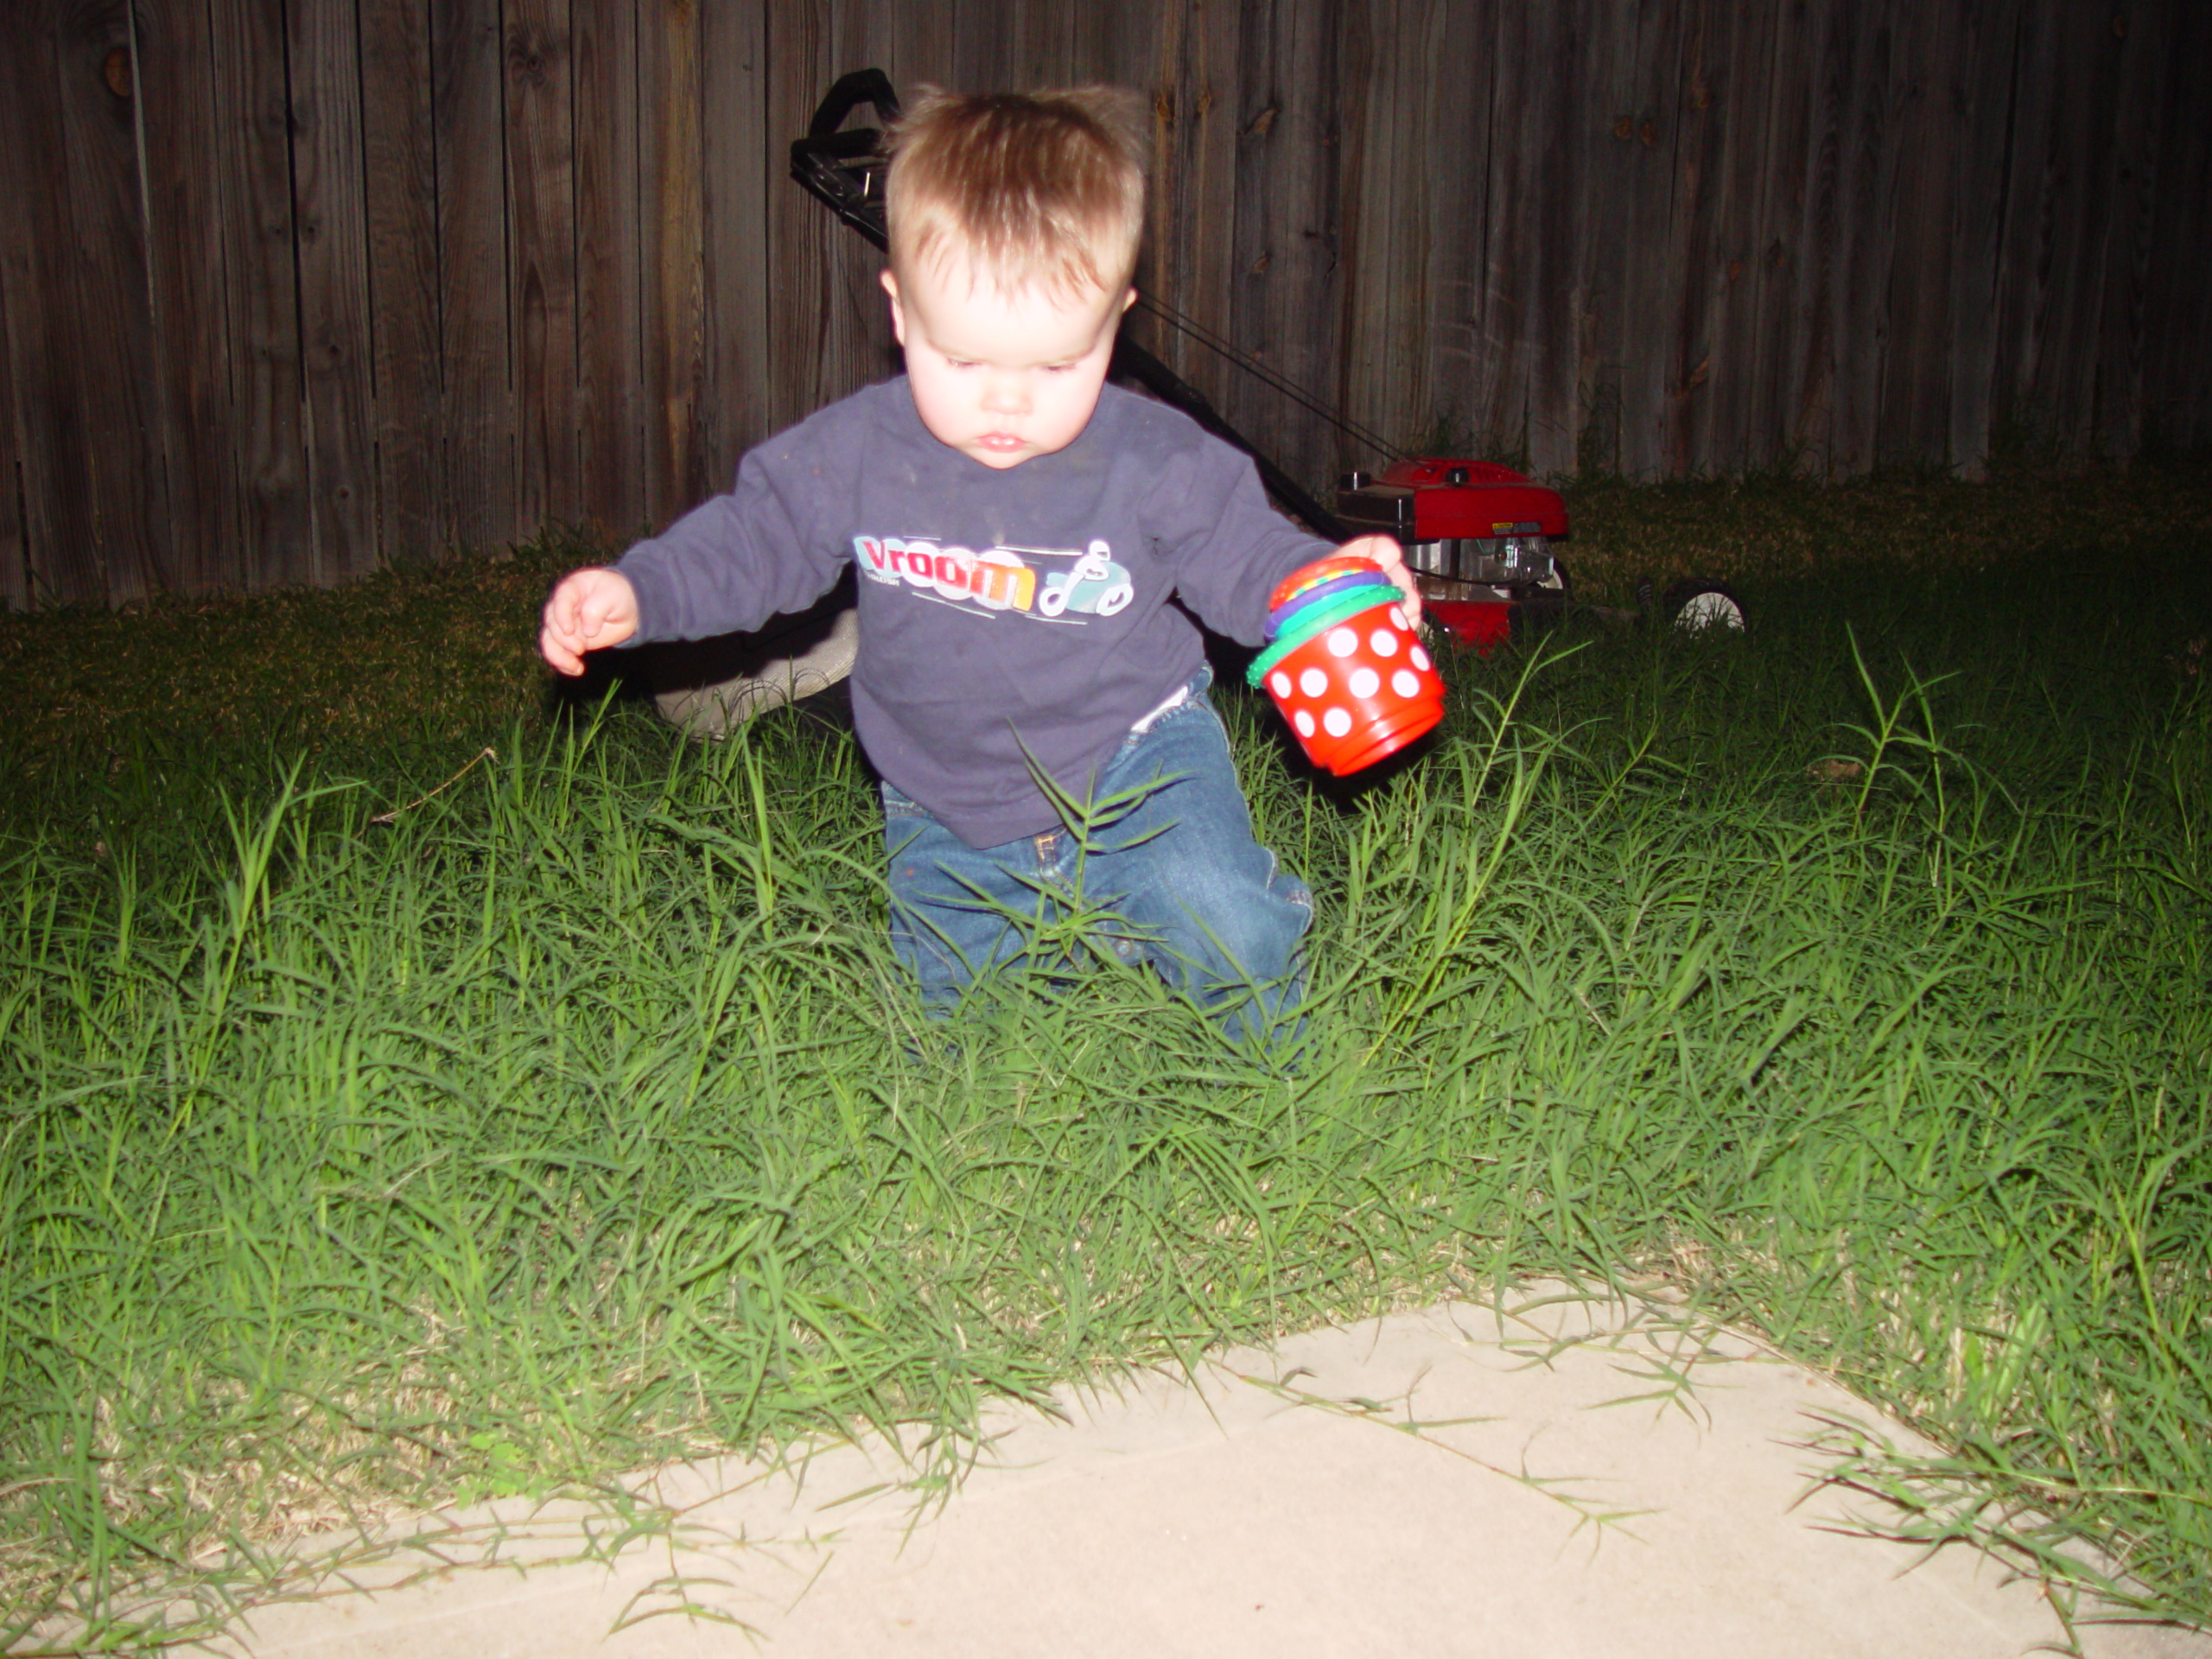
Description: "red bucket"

(1249, 595), (1444, 774)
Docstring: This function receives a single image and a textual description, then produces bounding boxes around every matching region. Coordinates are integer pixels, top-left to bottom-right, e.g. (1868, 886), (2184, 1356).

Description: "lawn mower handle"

(790, 70), (1351, 543)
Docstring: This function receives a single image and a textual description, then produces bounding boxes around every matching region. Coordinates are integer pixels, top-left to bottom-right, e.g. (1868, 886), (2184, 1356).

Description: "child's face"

(883, 258), (1135, 470)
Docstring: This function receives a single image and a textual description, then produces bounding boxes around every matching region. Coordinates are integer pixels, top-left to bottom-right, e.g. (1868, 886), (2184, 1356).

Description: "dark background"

(3, 0), (2207, 609)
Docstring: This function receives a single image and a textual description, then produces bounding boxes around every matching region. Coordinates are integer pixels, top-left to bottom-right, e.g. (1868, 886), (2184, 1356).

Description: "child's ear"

(880, 269), (907, 345)
(1121, 287), (1138, 315)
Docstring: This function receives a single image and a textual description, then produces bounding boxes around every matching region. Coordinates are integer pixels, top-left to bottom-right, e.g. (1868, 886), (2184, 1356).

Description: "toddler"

(540, 86), (1418, 1043)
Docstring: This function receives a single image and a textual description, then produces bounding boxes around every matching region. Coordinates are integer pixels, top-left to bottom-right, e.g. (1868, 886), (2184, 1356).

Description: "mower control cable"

(791, 68), (1364, 542)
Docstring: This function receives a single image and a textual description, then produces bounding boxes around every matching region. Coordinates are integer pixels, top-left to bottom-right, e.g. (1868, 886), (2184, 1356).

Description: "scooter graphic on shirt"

(1037, 542), (1132, 620)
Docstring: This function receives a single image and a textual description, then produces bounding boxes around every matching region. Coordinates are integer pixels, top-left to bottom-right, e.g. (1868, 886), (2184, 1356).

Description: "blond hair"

(885, 86), (1147, 299)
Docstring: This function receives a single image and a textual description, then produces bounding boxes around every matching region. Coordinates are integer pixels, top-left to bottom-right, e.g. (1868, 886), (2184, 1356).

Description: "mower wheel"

(1664, 579), (1745, 633)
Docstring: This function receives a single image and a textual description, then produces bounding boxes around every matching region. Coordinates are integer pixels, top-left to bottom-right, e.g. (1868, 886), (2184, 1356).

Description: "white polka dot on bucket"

(1300, 666), (1329, 697)
(1294, 709), (1316, 737)
(1410, 645), (1432, 671)
(1389, 605), (1408, 629)
(1270, 671), (1293, 697)
(1323, 707), (1352, 737)
(1370, 628), (1399, 658)
(1348, 666), (1380, 698)
(1326, 626), (1358, 657)
(1392, 668), (1421, 698)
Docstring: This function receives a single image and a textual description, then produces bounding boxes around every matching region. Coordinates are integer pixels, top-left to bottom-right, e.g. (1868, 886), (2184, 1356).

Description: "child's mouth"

(976, 432), (1027, 453)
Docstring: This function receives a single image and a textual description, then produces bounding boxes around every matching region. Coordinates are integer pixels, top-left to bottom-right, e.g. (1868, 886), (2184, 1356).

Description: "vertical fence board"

(697, 0), (770, 489)
(1575, 0), (1642, 473)
(1523, 0), (1586, 477)
(212, 0), (310, 588)
(10, 0), (2212, 607)
(0, 3), (100, 604)
(135, 0), (244, 593)
(763, 0), (830, 443)
(639, 0), (703, 522)
(507, 0), (581, 534)
(2171, 19), (2212, 455)
(289, 2), (376, 582)
(361, 0), (445, 563)
(1476, 0), (1541, 462)
(1989, 0), (2058, 447)
(1697, 0), (1779, 473)
(817, 0), (901, 407)
(1662, 0), (1751, 474)
(56, 1), (170, 600)
(2031, 0), (2125, 455)
(1827, 3), (1897, 475)
(0, 258), (21, 609)
(1335, 0), (1403, 452)
(1743, 0), (1811, 473)
(574, 0), (643, 542)
(1615, 0), (1686, 477)
(950, 0), (1015, 98)
(2089, 0), (2166, 460)
(1232, 0), (1345, 493)
(1147, 0), (1244, 417)
(1947, 0), (2018, 476)
(1784, 0), (1853, 471)
(2139, 2), (2211, 453)
(437, 0), (518, 553)
(1877, 0), (1961, 467)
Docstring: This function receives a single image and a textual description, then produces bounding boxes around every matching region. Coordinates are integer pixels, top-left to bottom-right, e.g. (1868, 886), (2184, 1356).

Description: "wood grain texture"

(1231, 0), (1344, 493)
(0, 249), (21, 610)
(2138, 0), (2212, 453)
(1827, 1), (1897, 476)
(135, 0), (245, 593)
(574, 0), (645, 543)
(1574, 0), (1643, 474)
(1478, 0), (1542, 463)
(639, 0), (703, 524)
(507, 0), (582, 534)
(1662, 0), (1749, 474)
(289, 0), (377, 582)
(10, 0), (2212, 607)
(1696, 0), (1780, 474)
(361, 0), (446, 562)
(2027, 0), (2125, 455)
(1946, 0), (2018, 477)
(53, 0), (170, 601)
(1877, 0), (1961, 467)
(1146, 0), (1246, 415)
(1523, 0), (1587, 477)
(212, 0), (311, 588)
(436, 0), (518, 554)
(1989, 0), (2057, 448)
(1614, 0), (1686, 477)
(697, 0), (771, 493)
(763, 0), (828, 448)
(2090, 0), (2168, 460)
(0, 1), (103, 604)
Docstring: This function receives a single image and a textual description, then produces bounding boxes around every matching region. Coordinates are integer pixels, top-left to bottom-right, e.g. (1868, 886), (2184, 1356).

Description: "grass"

(3, 460), (2210, 1649)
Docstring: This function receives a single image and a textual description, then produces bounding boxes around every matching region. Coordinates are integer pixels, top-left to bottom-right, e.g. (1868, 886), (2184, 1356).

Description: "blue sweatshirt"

(615, 378), (1332, 848)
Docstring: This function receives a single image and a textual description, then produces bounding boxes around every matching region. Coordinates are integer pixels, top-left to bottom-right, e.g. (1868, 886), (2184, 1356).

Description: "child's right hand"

(539, 568), (640, 676)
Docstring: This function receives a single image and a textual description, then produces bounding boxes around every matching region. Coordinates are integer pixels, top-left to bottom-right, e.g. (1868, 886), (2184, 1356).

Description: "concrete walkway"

(204, 1290), (2208, 1658)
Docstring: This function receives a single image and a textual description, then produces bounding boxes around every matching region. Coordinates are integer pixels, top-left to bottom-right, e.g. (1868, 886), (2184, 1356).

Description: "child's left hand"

(1338, 535), (1424, 631)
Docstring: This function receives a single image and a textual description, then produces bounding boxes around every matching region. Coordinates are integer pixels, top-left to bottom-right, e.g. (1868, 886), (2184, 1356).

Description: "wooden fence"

(3, 0), (2208, 608)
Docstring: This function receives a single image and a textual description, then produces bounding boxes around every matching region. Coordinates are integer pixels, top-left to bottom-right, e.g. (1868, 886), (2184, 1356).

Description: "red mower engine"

(1334, 460), (1571, 651)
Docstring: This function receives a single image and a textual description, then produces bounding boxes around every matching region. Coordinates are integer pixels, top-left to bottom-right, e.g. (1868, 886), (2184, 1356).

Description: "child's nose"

(981, 372), (1029, 416)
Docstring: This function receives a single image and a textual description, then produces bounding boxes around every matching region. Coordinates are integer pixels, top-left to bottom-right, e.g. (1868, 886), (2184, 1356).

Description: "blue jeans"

(883, 671), (1313, 1046)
